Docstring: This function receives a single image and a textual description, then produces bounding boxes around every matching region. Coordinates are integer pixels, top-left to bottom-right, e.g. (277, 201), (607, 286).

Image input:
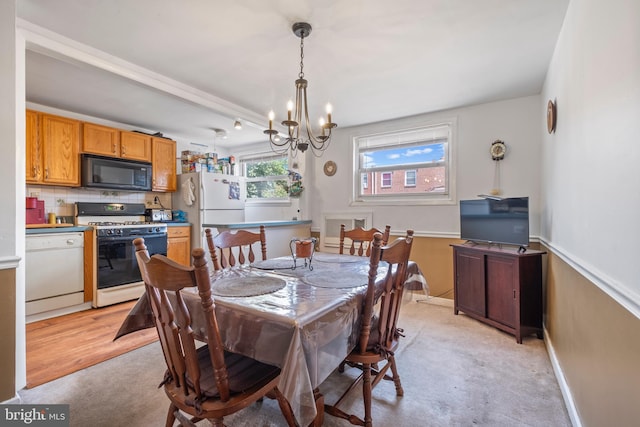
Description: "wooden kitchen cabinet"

(82, 122), (120, 157)
(26, 111), (80, 186)
(83, 124), (152, 162)
(452, 244), (545, 343)
(120, 131), (152, 162)
(26, 110), (41, 182)
(167, 226), (191, 266)
(152, 137), (176, 192)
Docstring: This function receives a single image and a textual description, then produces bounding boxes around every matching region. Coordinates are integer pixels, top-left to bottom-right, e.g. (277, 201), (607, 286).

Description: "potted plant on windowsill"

(287, 170), (303, 197)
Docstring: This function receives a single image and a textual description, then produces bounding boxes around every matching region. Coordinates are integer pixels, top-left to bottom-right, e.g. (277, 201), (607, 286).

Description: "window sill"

(351, 197), (456, 207)
(245, 199), (292, 207)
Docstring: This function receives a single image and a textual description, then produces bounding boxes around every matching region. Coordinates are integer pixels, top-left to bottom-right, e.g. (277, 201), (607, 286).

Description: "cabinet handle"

(45, 168), (49, 179)
(112, 142), (117, 153)
(122, 145), (126, 155)
(513, 290), (516, 299)
(32, 166), (37, 177)
(66, 239), (75, 245)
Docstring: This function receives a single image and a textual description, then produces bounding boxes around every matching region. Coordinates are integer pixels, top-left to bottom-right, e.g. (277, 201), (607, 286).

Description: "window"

(353, 121), (455, 205)
(381, 172), (392, 188)
(241, 154), (289, 200)
(405, 170), (417, 187)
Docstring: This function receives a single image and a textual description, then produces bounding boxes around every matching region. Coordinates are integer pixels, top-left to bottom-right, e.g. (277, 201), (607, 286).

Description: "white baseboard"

(2, 394), (21, 404)
(544, 327), (582, 427)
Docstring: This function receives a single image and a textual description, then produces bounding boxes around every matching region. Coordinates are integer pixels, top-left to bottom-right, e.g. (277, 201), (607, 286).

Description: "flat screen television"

(459, 197), (529, 247)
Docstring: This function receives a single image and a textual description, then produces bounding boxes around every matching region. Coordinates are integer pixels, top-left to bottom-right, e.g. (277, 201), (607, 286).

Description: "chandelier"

(264, 22), (337, 156)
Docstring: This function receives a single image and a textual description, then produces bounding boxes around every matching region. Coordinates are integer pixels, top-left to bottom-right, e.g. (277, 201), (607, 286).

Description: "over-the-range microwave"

(82, 154), (152, 191)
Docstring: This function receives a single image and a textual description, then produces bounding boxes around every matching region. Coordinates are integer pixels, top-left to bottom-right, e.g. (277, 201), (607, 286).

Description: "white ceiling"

(17, 0), (569, 150)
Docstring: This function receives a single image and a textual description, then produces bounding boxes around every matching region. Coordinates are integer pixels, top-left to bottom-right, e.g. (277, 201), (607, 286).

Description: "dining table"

(116, 251), (426, 426)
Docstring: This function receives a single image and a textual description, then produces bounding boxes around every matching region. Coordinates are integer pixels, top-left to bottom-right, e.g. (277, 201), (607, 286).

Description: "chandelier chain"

(299, 34), (305, 79)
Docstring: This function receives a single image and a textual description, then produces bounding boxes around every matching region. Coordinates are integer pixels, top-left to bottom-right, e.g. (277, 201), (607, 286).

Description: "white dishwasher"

(26, 232), (85, 318)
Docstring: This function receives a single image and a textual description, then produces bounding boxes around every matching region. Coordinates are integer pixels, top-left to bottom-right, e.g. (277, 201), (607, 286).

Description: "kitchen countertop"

(26, 225), (92, 234)
(26, 223), (190, 234)
(203, 220), (312, 229)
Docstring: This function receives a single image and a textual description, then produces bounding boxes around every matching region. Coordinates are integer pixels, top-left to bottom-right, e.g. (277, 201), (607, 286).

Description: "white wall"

(1, 1), (20, 262)
(309, 95), (543, 237)
(3, 0), (27, 394)
(541, 0), (640, 315)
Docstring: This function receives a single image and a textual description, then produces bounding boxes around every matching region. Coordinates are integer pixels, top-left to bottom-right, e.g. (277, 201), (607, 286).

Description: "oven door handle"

(98, 234), (167, 242)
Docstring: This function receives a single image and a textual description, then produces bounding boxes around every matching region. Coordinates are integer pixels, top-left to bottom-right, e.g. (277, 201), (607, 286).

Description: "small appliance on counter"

(26, 197), (45, 224)
(146, 208), (173, 222)
(171, 210), (187, 222)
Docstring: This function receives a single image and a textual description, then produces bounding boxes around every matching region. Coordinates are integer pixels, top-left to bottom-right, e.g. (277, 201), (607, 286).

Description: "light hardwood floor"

(26, 300), (157, 388)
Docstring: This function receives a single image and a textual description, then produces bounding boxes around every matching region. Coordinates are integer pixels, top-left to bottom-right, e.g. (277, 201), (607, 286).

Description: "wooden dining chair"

(339, 224), (391, 257)
(204, 225), (267, 270)
(133, 238), (298, 427)
(324, 229), (414, 427)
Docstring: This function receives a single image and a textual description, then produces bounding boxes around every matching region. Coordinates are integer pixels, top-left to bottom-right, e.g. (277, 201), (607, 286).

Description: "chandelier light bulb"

(268, 110), (275, 130)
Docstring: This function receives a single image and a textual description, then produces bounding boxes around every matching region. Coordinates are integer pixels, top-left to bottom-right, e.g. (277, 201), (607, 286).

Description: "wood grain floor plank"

(26, 300), (158, 388)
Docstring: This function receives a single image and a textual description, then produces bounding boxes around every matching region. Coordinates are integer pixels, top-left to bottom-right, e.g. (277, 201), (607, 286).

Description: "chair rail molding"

(0, 256), (21, 270)
(539, 237), (640, 320)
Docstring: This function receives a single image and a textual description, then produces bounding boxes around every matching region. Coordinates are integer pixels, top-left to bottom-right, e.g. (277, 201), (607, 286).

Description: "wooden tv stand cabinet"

(452, 243), (545, 343)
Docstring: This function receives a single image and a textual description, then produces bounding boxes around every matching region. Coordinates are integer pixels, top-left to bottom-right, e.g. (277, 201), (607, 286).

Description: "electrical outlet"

(30, 191), (40, 199)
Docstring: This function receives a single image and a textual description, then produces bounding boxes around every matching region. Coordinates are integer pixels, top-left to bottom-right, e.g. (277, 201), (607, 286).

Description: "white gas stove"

(76, 202), (168, 307)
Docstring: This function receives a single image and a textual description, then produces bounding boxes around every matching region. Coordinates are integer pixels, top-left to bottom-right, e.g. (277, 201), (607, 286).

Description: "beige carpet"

(18, 296), (571, 426)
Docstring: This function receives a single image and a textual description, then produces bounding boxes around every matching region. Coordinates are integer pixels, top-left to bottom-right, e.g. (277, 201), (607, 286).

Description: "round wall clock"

(490, 140), (506, 161)
(547, 100), (557, 134)
(323, 160), (337, 176)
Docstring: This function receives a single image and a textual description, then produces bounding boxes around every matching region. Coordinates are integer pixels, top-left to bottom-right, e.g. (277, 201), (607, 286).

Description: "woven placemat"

(211, 276), (286, 297)
(252, 258), (296, 270)
(313, 253), (363, 263)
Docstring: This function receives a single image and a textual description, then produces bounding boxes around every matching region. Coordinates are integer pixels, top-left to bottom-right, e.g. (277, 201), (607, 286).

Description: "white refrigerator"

(172, 172), (246, 254)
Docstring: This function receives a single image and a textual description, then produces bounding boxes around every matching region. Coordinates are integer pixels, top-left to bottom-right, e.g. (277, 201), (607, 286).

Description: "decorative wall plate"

(547, 100), (557, 133)
(323, 160), (337, 176)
